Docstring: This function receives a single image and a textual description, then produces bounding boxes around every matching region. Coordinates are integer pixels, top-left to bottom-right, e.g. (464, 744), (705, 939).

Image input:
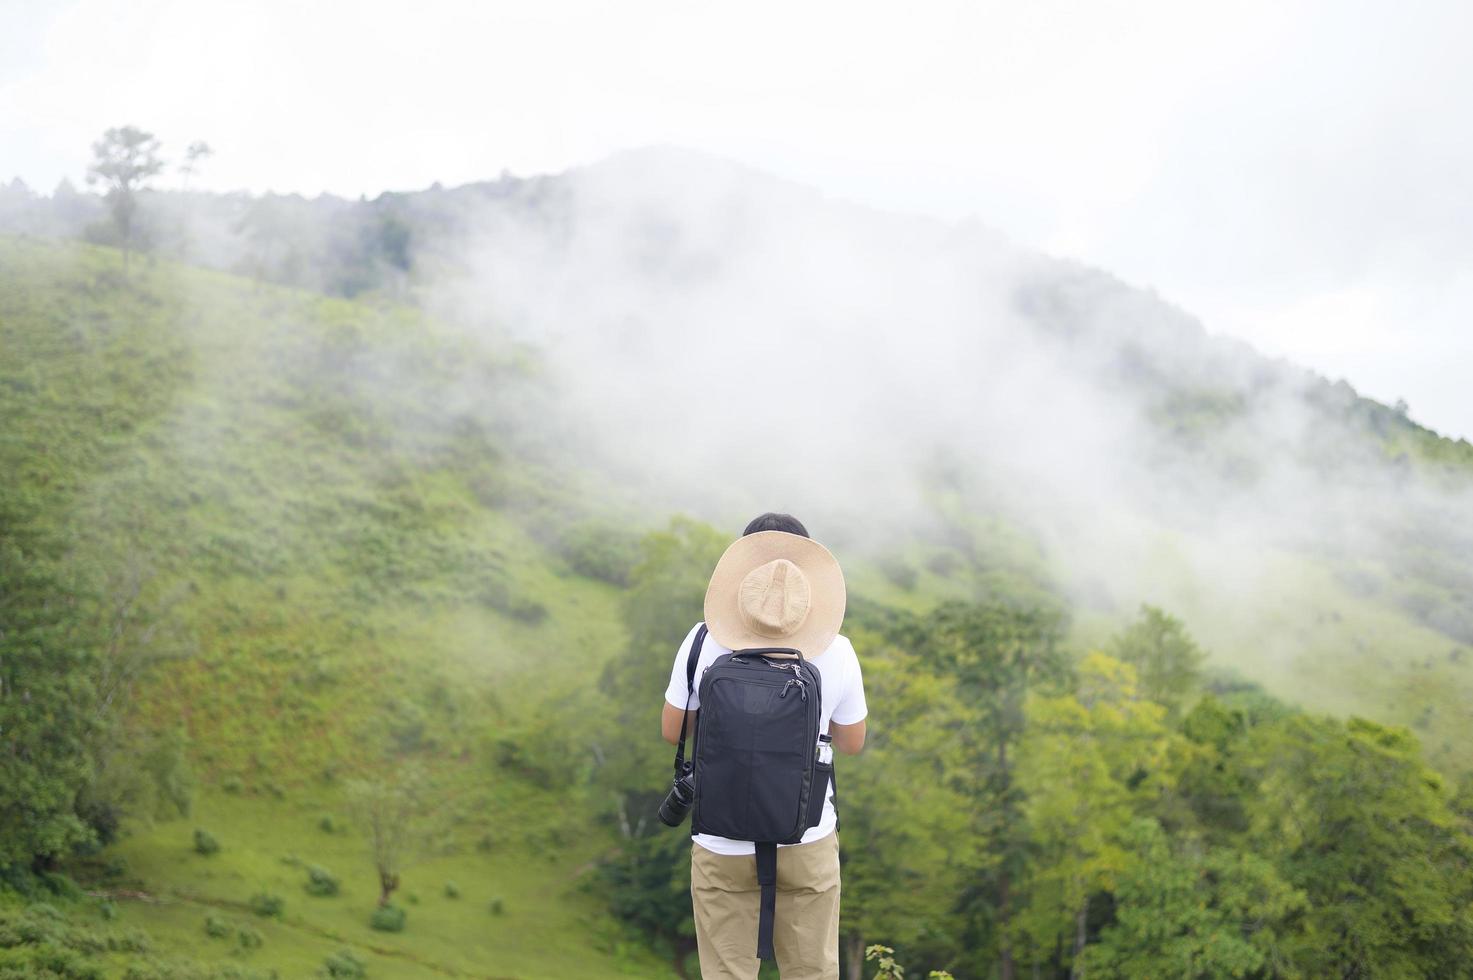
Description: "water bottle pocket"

(806, 758), (833, 830)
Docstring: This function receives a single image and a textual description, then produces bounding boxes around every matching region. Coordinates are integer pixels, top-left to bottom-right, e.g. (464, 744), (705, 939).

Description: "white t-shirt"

(664, 622), (868, 857)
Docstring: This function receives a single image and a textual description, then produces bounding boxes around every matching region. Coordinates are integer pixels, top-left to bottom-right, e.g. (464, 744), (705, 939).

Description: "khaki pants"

(691, 832), (841, 980)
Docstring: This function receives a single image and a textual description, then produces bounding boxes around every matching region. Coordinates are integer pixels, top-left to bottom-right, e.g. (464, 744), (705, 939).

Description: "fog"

(5, 145), (1472, 717)
(409, 149), (1473, 659)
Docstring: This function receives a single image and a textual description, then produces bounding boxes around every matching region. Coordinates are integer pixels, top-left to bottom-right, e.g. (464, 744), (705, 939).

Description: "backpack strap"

(755, 841), (778, 960)
(673, 623), (708, 774)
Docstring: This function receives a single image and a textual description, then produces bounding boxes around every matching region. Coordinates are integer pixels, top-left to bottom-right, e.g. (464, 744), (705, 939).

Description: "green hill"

(4, 225), (1473, 978)
(1, 236), (678, 977)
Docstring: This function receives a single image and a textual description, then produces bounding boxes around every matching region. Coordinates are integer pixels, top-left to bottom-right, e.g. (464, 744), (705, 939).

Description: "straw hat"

(703, 531), (847, 658)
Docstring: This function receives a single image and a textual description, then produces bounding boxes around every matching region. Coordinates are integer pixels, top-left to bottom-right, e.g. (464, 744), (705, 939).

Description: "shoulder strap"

(673, 623), (708, 774)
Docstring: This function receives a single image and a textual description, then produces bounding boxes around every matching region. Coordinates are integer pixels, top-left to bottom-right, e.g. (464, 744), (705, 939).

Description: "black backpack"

(674, 623), (837, 961)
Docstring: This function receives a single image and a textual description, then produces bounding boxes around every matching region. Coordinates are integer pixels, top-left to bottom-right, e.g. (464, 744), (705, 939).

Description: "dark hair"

(742, 513), (809, 538)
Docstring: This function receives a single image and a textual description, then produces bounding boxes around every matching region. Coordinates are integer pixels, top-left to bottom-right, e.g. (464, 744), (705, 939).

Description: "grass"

(106, 791), (665, 978)
(2, 237), (674, 977)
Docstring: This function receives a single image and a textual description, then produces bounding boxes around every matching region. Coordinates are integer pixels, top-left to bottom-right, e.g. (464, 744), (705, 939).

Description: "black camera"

(657, 763), (695, 827)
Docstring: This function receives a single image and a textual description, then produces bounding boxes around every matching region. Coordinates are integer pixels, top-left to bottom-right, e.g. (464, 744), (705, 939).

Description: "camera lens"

(657, 771), (695, 827)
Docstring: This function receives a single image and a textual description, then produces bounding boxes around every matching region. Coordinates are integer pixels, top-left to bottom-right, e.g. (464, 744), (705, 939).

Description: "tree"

(85, 125), (164, 271)
(1244, 715), (1473, 976)
(595, 830), (699, 978)
(1011, 654), (1174, 977)
(348, 770), (426, 907)
(1109, 605), (1205, 717)
(1082, 819), (1307, 978)
(916, 600), (1070, 980)
(839, 647), (974, 979)
(0, 534), (101, 868)
(178, 140), (213, 190)
(594, 517), (726, 977)
(596, 517), (727, 835)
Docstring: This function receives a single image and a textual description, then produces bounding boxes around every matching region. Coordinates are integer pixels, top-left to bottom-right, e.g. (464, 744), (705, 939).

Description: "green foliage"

(1011, 654), (1176, 972)
(247, 893), (283, 919)
(304, 865), (339, 897)
(192, 830), (220, 856)
(1244, 715), (1473, 976)
(320, 948), (366, 978)
(85, 125), (164, 267)
(0, 901), (204, 980)
(840, 647), (973, 964)
(202, 914), (231, 939)
(1083, 819), (1307, 979)
(878, 556), (918, 591)
(558, 521), (642, 586)
(864, 943), (954, 980)
(346, 770), (425, 908)
(0, 535), (103, 867)
(866, 944), (904, 980)
(592, 832), (690, 949)
(916, 599), (1070, 974)
(596, 517), (727, 824)
(1109, 604), (1206, 716)
(442, 881), (459, 899)
(367, 903), (405, 933)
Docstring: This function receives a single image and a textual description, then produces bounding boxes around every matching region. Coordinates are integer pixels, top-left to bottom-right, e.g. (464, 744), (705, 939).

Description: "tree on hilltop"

(86, 125), (165, 271)
(179, 140), (212, 190)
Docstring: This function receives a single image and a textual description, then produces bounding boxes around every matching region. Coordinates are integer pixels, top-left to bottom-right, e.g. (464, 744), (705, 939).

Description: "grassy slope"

(2, 236), (672, 978)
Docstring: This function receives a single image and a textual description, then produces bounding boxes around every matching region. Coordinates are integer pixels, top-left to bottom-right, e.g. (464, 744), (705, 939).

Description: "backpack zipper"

(779, 677), (809, 702)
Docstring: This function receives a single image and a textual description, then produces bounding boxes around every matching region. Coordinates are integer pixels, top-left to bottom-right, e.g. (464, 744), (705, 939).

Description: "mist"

(6, 144), (1472, 725)
(400, 149), (1473, 681)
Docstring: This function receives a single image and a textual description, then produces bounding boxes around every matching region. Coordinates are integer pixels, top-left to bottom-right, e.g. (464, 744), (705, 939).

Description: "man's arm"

(661, 702), (696, 746)
(830, 718), (866, 754)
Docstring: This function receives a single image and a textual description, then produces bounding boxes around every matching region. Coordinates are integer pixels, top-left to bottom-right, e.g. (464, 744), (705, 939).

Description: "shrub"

(238, 925), (264, 949)
(204, 914), (233, 939)
(559, 522), (640, 586)
(193, 829), (221, 855)
(926, 551), (963, 578)
(305, 865), (340, 897)
(368, 903), (406, 932)
(476, 577), (549, 624)
(322, 948), (367, 978)
(879, 557), (918, 590)
(106, 929), (151, 953)
(248, 892), (284, 918)
(220, 774), (243, 794)
(318, 814), (339, 834)
(488, 897), (504, 916)
(443, 881), (460, 899)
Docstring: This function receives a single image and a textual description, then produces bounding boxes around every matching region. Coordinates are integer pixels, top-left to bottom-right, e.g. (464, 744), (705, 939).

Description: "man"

(662, 512), (868, 980)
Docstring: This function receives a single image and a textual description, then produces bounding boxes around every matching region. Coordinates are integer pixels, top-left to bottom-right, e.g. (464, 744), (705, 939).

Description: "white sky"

(4, 0), (1471, 440)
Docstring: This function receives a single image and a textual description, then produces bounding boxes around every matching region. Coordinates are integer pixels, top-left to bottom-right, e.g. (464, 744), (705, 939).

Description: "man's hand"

(829, 718), (866, 754)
